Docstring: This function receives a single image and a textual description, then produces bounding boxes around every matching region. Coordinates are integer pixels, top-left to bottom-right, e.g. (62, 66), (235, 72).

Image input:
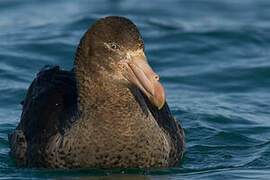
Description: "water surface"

(1, 0), (270, 179)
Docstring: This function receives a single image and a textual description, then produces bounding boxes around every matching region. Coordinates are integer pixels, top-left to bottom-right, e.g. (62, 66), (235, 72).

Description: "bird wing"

(9, 65), (77, 165)
(140, 91), (185, 165)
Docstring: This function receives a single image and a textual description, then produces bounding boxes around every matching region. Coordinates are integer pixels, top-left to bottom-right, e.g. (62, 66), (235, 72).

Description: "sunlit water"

(1, 0), (270, 179)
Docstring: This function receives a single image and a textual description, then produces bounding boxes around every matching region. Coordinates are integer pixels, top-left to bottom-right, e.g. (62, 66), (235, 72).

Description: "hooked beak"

(119, 52), (166, 109)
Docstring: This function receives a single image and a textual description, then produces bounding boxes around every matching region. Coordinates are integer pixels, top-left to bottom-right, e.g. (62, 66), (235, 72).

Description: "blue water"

(1, 0), (270, 179)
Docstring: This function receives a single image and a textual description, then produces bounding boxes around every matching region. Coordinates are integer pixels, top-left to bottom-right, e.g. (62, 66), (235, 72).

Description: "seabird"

(9, 16), (185, 169)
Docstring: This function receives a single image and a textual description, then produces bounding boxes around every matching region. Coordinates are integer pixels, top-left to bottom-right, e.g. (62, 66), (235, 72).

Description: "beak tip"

(158, 96), (166, 110)
(151, 85), (166, 110)
(152, 97), (165, 110)
(157, 103), (164, 110)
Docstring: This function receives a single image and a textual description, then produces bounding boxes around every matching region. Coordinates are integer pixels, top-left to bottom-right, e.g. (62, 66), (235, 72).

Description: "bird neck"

(75, 67), (149, 126)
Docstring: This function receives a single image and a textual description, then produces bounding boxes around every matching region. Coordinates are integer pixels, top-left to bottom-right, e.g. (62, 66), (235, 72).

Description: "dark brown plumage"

(8, 16), (185, 169)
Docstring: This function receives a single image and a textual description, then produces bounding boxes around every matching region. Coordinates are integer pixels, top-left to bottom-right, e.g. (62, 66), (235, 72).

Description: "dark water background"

(1, 0), (270, 179)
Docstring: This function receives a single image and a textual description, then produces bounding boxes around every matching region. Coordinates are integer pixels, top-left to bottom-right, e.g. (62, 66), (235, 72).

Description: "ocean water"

(1, 0), (270, 179)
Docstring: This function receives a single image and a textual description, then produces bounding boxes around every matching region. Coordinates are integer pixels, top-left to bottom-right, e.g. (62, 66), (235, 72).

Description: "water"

(0, 0), (270, 179)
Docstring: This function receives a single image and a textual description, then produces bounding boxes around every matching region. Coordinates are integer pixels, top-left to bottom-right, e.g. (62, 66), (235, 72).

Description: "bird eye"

(109, 43), (118, 50)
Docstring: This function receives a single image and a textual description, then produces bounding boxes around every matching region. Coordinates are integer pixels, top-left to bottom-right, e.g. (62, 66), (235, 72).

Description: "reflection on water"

(58, 174), (152, 180)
